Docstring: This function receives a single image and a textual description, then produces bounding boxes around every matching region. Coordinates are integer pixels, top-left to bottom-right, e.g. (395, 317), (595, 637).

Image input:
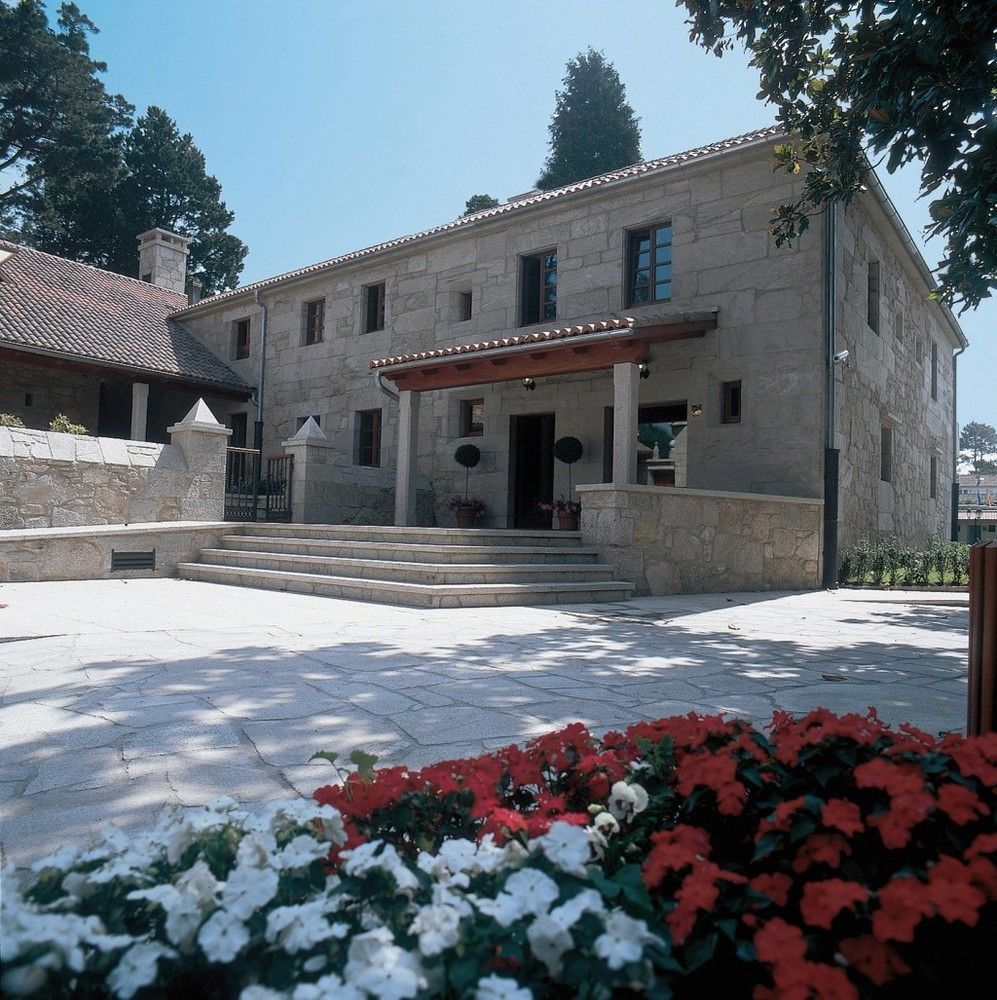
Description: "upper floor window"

(867, 260), (881, 334)
(931, 342), (939, 400)
(893, 309), (904, 343)
(363, 282), (386, 333)
(930, 455), (938, 500)
(520, 250), (557, 326)
(628, 223), (672, 306)
(880, 425), (893, 483)
(355, 408), (382, 467)
(234, 317), (251, 359)
(721, 380), (742, 424)
(304, 298), (325, 345)
(459, 289), (473, 322)
(460, 398), (484, 437)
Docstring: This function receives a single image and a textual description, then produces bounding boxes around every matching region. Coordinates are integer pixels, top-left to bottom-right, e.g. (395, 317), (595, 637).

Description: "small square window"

(627, 223), (672, 306)
(363, 283), (386, 333)
(355, 408), (382, 466)
(304, 299), (325, 345)
(721, 380), (742, 424)
(930, 456), (938, 500)
(867, 260), (880, 334)
(520, 250), (557, 326)
(880, 425), (893, 483)
(234, 318), (251, 359)
(459, 289), (473, 322)
(460, 399), (484, 437)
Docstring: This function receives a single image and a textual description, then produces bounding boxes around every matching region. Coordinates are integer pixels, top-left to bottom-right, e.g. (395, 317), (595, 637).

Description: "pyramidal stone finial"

(291, 416), (328, 442)
(167, 397), (230, 436)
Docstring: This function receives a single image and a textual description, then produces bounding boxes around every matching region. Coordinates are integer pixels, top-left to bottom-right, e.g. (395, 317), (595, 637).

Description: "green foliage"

(839, 536), (970, 587)
(678, 1), (997, 309)
(553, 435), (583, 465)
(47, 413), (87, 434)
(454, 443), (481, 469)
(0, 1), (131, 230)
(537, 48), (641, 190)
(463, 194), (500, 216)
(0, 412), (25, 427)
(960, 422), (997, 471)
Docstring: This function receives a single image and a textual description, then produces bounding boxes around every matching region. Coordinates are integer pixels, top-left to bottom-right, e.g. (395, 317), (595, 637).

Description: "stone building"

(0, 230), (251, 442)
(170, 127), (965, 567)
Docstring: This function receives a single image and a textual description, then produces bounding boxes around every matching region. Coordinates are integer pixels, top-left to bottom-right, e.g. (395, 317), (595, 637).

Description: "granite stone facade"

(0, 359), (100, 433)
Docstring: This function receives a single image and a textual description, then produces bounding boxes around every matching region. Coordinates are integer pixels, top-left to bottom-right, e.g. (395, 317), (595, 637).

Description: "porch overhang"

(370, 310), (718, 392)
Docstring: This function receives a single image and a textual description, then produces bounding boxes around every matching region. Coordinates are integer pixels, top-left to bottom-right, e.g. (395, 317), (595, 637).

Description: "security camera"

(832, 349), (850, 365)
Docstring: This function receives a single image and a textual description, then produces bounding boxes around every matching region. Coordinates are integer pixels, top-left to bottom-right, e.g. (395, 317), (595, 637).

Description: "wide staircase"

(176, 524), (633, 608)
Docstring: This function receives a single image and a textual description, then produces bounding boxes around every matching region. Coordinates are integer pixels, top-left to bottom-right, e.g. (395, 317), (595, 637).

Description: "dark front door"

(509, 413), (555, 529)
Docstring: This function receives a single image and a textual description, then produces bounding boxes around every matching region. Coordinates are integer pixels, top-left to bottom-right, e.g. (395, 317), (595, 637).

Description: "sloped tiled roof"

(172, 125), (783, 317)
(0, 240), (251, 394)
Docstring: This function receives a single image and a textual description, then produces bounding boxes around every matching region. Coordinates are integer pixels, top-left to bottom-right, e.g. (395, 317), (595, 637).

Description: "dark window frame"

(228, 412), (248, 448)
(867, 260), (881, 334)
(355, 408), (382, 467)
(931, 342), (939, 400)
(880, 425), (893, 484)
(627, 222), (673, 307)
(460, 398), (484, 437)
(303, 298), (325, 345)
(234, 317), (251, 360)
(721, 380), (742, 424)
(930, 455), (938, 500)
(520, 249), (557, 326)
(459, 289), (473, 322)
(363, 282), (386, 334)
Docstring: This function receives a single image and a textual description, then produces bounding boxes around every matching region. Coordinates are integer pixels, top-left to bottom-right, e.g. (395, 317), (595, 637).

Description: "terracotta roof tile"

(0, 240), (250, 393)
(173, 126), (782, 317)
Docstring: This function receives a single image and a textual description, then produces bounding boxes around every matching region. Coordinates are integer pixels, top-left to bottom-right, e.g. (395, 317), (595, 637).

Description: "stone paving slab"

(0, 578), (969, 868)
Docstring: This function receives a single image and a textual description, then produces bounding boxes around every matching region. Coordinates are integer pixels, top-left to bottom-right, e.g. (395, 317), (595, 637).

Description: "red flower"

(965, 832), (997, 860)
(750, 872), (793, 907)
(757, 795), (809, 836)
(675, 750), (746, 816)
(820, 798), (863, 837)
(643, 825), (711, 888)
(925, 856), (986, 927)
(936, 783), (987, 825)
(867, 790), (934, 849)
(839, 935), (910, 986)
(940, 731), (997, 785)
(800, 879), (869, 929)
(666, 862), (746, 946)
(753, 917), (807, 965)
(872, 876), (934, 942)
(853, 758), (925, 798)
(792, 833), (852, 873)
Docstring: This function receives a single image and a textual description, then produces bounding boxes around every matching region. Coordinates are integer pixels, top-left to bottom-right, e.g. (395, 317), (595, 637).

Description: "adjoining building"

(957, 473), (997, 544)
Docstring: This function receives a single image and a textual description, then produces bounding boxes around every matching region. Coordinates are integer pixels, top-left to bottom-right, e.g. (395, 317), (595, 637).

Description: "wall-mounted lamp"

(691, 403), (703, 417)
(638, 362), (650, 381)
(522, 377), (536, 391)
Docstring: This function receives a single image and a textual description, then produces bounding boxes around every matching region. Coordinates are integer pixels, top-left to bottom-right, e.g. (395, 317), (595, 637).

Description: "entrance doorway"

(509, 413), (555, 529)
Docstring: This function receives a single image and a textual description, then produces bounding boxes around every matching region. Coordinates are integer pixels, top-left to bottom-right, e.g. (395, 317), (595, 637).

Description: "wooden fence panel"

(968, 541), (997, 735)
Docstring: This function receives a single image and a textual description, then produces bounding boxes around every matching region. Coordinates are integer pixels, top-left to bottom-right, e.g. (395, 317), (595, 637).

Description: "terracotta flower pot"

(455, 506), (477, 529)
(557, 512), (579, 531)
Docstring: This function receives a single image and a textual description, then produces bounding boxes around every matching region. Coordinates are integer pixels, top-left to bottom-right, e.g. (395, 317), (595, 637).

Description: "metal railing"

(224, 447), (260, 521)
(264, 454), (293, 522)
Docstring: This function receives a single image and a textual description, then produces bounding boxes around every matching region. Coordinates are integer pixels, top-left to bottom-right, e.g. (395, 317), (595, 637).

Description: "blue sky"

(75, 0), (994, 427)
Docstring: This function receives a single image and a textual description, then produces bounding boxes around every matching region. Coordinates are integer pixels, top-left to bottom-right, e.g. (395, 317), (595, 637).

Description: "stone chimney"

(137, 228), (191, 295)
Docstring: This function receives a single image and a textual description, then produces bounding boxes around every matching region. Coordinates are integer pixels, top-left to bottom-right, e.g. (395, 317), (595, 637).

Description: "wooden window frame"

(721, 380), (742, 425)
(303, 298), (325, 345)
(520, 249), (557, 326)
(234, 318), (251, 360)
(363, 282), (386, 334)
(460, 398), (484, 437)
(627, 222), (673, 307)
(355, 408), (382, 467)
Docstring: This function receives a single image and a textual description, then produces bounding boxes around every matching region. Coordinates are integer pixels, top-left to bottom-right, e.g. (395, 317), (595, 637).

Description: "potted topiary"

(451, 444), (484, 527)
(551, 435), (583, 529)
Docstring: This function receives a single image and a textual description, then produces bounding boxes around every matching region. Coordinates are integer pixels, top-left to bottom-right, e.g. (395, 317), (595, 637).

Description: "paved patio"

(0, 579), (968, 868)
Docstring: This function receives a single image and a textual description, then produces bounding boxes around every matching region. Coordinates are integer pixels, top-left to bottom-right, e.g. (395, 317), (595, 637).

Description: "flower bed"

(3, 710), (995, 998)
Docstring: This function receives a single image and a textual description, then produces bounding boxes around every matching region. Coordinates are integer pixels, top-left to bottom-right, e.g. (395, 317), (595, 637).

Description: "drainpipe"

(374, 370), (399, 401)
(951, 344), (966, 540)
(252, 288), (269, 513)
(822, 202), (840, 589)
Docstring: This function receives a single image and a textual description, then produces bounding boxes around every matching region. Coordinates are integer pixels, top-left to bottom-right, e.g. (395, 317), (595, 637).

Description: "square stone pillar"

(281, 417), (336, 523)
(167, 398), (230, 520)
(612, 361), (640, 485)
(395, 390), (421, 526)
(130, 381), (149, 441)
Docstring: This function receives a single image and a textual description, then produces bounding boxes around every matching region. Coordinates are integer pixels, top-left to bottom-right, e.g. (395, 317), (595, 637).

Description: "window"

(234, 318), (251, 359)
(916, 337), (924, 366)
(931, 342), (938, 400)
(880, 425), (893, 483)
(894, 309), (904, 343)
(228, 412), (248, 448)
(304, 298), (325, 345)
(930, 456), (938, 500)
(355, 408), (382, 467)
(721, 380), (742, 424)
(363, 282), (386, 333)
(295, 414), (321, 431)
(24, 393), (32, 407)
(520, 250), (557, 325)
(867, 260), (880, 334)
(628, 223), (672, 306)
(459, 289), (473, 322)
(460, 398), (484, 437)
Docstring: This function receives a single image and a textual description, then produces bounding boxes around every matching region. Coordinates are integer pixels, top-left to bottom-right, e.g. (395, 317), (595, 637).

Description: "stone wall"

(0, 521), (228, 583)
(0, 359), (99, 433)
(577, 483), (822, 595)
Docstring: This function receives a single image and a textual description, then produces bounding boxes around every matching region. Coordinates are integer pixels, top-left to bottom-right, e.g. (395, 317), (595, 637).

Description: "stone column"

(395, 390), (421, 526)
(167, 398), (230, 521)
(281, 417), (336, 523)
(612, 362), (640, 485)
(130, 382), (149, 441)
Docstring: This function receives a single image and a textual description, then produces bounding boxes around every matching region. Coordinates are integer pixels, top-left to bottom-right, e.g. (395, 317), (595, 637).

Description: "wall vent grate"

(110, 549), (156, 571)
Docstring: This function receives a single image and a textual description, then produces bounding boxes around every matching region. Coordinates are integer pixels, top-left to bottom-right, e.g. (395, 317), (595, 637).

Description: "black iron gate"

(224, 448), (293, 522)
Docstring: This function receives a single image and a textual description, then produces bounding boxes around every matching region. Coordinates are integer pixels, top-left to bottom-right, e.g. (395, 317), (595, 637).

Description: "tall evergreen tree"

(536, 49), (641, 191)
(960, 422), (997, 472)
(463, 194), (500, 216)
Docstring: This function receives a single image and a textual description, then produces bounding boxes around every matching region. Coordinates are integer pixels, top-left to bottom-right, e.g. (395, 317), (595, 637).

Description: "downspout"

(951, 344), (966, 540)
(822, 203), (840, 589)
(374, 369), (399, 401)
(252, 289), (269, 511)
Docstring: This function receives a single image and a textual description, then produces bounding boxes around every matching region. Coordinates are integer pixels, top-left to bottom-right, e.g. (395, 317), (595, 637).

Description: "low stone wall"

(577, 484), (823, 595)
(0, 521), (230, 583)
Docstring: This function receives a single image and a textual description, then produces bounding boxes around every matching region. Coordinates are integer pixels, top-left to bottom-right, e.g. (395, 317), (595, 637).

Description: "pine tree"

(536, 49), (641, 191)
(463, 194), (500, 216)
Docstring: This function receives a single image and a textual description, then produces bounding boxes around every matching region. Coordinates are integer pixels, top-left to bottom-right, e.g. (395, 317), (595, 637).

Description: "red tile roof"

(0, 240), (251, 394)
(172, 126), (783, 317)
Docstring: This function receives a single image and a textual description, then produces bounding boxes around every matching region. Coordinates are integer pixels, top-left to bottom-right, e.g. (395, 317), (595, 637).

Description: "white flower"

(526, 912), (573, 975)
(473, 869), (559, 927)
(29, 844), (81, 876)
(198, 908), (249, 964)
(342, 841), (419, 894)
(237, 831), (278, 868)
(343, 927), (426, 1000)
(265, 900), (349, 954)
(240, 987), (290, 1000)
(221, 863), (279, 921)
(548, 888), (605, 930)
(607, 781), (649, 823)
(475, 973), (533, 999)
(409, 902), (463, 956)
(127, 884), (205, 950)
(272, 834), (328, 871)
(532, 822), (591, 875)
(258, 800), (347, 845)
(594, 910), (661, 970)
(175, 860), (221, 908)
(590, 812), (620, 837)
(107, 942), (176, 1000)
(293, 973), (363, 999)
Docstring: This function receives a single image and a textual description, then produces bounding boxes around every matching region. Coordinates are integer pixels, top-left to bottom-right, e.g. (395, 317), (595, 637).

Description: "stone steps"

(178, 523), (632, 608)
